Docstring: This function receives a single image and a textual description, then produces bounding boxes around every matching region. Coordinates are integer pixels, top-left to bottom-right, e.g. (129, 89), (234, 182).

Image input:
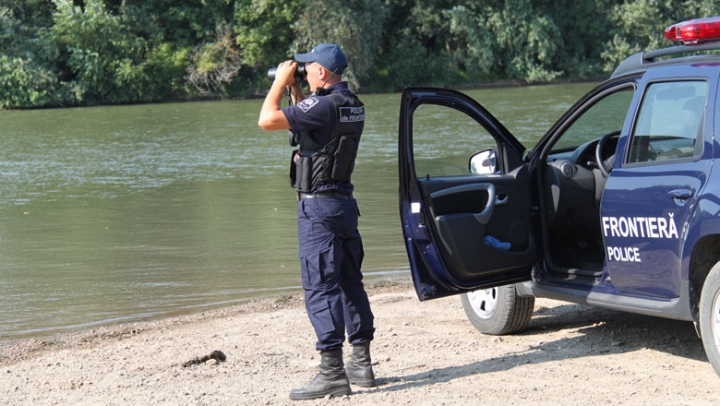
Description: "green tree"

(0, 0), (59, 108)
(51, 0), (145, 104)
(535, 0), (613, 78)
(49, 0), (192, 105)
(291, 0), (386, 90)
(443, 3), (496, 82)
(0, 56), (54, 108)
(601, 0), (720, 72)
(482, 0), (562, 83)
(6, 0), (720, 109)
(186, 21), (243, 96)
(234, 0), (302, 69)
(366, 0), (459, 90)
(121, 0), (234, 46)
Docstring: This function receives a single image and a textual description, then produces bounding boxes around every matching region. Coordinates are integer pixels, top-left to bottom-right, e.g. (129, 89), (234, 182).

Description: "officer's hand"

(274, 60), (298, 87)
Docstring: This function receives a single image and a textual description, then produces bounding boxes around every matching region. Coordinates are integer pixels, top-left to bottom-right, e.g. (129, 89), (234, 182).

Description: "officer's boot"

(289, 349), (351, 400)
(345, 341), (376, 387)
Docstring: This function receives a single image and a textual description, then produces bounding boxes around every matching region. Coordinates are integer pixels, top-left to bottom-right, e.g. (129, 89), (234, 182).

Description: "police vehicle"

(399, 17), (720, 376)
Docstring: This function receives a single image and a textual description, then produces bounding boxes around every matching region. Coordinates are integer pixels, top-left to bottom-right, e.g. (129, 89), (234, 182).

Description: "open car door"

(399, 88), (538, 301)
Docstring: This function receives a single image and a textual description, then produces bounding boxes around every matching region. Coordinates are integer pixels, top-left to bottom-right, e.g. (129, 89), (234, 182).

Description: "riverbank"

(2, 279), (719, 405)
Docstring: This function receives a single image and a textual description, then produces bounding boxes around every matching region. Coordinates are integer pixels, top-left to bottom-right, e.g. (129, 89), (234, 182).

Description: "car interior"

(542, 134), (618, 275)
(537, 81), (706, 277)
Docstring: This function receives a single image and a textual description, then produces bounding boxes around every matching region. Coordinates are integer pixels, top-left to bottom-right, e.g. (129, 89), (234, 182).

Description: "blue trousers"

(297, 197), (375, 351)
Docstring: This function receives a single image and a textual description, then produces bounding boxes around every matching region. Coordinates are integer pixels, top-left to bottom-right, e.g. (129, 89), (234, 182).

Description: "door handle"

(495, 194), (508, 205)
(669, 189), (694, 200)
(474, 183), (496, 225)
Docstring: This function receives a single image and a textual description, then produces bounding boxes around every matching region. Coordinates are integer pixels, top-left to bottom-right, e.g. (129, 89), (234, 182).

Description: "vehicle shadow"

(526, 302), (705, 359)
(372, 302), (707, 393)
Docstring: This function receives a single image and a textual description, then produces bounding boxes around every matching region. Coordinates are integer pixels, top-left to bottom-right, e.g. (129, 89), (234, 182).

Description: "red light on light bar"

(665, 17), (720, 44)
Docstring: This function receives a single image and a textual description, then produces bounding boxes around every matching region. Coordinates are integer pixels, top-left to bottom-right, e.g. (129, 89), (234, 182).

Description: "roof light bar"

(664, 17), (720, 45)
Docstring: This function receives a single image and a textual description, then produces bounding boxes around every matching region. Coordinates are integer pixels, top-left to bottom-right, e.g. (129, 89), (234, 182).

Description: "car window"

(552, 87), (634, 152)
(412, 104), (498, 178)
(627, 81), (707, 164)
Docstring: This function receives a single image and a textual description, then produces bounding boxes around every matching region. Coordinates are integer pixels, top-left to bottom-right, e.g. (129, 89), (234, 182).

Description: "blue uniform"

(283, 82), (375, 351)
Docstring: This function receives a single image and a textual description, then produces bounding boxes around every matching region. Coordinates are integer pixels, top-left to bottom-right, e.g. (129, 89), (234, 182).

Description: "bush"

(0, 56), (52, 109)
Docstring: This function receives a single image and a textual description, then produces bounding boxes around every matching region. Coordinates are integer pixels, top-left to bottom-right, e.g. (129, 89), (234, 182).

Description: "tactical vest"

(289, 92), (365, 193)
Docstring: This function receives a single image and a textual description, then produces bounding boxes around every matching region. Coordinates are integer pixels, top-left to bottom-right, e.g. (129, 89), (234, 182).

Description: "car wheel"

(460, 284), (535, 335)
(700, 261), (720, 377)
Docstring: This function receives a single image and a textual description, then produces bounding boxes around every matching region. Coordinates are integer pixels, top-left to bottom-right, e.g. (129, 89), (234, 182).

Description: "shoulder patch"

(297, 97), (320, 113)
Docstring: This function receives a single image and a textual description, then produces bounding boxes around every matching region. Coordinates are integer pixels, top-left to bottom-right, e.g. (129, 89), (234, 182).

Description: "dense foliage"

(1, 0), (719, 108)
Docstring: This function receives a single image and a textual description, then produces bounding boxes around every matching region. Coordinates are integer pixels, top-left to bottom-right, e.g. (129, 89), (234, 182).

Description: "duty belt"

(298, 191), (353, 200)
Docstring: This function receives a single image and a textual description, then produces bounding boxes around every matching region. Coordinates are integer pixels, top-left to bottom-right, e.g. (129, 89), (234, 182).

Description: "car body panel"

(599, 67), (718, 299)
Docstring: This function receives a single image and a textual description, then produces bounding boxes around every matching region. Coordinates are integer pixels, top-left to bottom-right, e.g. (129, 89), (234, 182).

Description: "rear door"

(601, 73), (715, 299)
(399, 88), (537, 301)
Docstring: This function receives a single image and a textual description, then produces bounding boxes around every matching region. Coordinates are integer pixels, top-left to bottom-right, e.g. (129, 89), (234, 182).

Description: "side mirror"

(469, 149), (499, 175)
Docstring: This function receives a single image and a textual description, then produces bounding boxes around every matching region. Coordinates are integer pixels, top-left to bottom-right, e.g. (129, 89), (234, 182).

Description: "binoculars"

(267, 65), (306, 82)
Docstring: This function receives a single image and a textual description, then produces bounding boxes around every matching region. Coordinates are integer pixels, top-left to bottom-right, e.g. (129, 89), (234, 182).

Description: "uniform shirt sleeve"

(281, 96), (335, 138)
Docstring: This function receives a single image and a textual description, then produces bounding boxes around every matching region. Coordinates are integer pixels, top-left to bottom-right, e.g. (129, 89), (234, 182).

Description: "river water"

(0, 83), (596, 339)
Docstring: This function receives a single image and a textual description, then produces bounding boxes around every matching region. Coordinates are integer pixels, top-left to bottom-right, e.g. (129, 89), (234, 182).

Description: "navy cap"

(294, 43), (347, 74)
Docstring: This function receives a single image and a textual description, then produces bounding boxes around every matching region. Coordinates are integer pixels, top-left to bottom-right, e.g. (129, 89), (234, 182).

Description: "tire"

(699, 262), (720, 377)
(460, 284), (535, 335)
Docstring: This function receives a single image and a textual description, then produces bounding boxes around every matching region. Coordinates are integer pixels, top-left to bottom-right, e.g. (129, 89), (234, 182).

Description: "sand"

(2, 279), (720, 405)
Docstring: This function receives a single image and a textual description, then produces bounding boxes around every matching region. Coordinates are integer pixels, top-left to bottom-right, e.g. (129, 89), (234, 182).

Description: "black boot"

(289, 349), (351, 400)
(345, 341), (376, 387)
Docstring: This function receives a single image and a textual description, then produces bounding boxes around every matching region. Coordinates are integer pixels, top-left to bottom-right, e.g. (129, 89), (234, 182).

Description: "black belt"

(298, 191), (353, 200)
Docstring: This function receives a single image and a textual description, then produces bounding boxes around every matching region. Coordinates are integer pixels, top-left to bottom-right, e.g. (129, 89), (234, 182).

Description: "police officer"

(258, 43), (376, 400)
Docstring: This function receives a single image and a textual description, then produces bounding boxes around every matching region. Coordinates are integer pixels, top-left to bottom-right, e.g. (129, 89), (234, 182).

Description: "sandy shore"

(2, 278), (720, 405)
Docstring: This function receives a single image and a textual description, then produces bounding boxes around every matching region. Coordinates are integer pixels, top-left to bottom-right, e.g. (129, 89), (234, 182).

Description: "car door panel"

(399, 88), (536, 300)
(421, 174), (535, 279)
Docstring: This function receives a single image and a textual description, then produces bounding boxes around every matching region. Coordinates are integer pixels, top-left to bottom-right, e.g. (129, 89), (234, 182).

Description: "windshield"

(551, 87), (634, 153)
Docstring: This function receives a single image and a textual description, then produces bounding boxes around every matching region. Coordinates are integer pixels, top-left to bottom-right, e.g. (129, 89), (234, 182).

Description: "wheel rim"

(466, 288), (499, 320)
(713, 289), (720, 351)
